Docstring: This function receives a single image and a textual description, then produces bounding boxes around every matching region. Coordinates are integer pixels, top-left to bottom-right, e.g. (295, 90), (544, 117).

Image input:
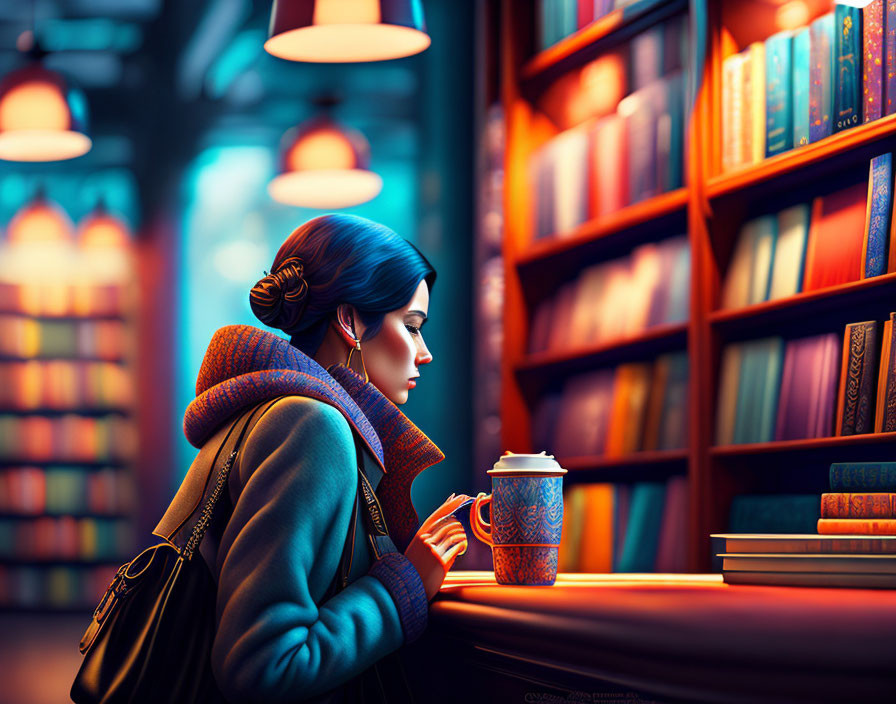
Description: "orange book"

(803, 182), (868, 291)
(577, 483), (615, 573)
(818, 518), (896, 534)
(558, 485), (587, 572)
(605, 366), (633, 457)
(642, 356), (670, 451)
(605, 363), (652, 455)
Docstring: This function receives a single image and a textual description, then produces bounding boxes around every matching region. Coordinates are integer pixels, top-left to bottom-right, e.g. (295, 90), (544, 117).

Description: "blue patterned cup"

(471, 452), (567, 585)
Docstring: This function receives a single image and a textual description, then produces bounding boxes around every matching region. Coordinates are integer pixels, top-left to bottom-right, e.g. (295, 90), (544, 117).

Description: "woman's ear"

(334, 304), (360, 345)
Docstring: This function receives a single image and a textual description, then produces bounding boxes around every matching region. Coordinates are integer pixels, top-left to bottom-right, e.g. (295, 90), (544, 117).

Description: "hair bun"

(249, 257), (310, 333)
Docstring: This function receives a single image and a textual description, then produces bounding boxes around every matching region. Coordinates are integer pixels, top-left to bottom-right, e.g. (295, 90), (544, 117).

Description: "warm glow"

(8, 200), (72, 245)
(78, 214), (131, 250)
(0, 82), (69, 130)
(0, 80), (90, 161)
(578, 52), (627, 120)
(268, 168), (382, 208)
(775, 1), (810, 30)
(264, 24), (430, 62)
(313, 0), (381, 25)
(287, 129), (357, 170)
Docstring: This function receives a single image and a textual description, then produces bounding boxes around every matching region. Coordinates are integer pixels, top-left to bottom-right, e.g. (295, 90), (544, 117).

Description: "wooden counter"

(400, 571), (896, 704)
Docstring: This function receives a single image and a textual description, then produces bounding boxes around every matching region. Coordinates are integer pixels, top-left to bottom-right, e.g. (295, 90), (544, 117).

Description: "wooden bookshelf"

(499, 0), (896, 572)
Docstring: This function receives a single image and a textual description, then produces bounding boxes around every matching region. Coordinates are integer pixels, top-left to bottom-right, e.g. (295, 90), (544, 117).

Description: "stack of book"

(529, 236), (689, 353)
(715, 462), (896, 588)
(721, 3), (892, 170)
(716, 309), (896, 444)
(533, 351), (688, 458)
(721, 152), (896, 308)
(559, 475), (688, 573)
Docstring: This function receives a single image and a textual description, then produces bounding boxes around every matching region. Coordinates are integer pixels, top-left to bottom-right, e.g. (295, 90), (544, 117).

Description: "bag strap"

(181, 396), (286, 561)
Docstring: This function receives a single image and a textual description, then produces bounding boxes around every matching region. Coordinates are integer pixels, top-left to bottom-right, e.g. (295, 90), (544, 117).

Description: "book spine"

(883, 312), (896, 431)
(749, 43), (766, 163)
(810, 14), (835, 142)
(863, 153), (893, 278)
(818, 518), (896, 534)
(864, 0), (885, 122)
(834, 4), (864, 132)
(887, 1), (896, 114)
(830, 462), (896, 490)
(766, 33), (794, 157)
(839, 321), (881, 435)
(821, 492), (896, 518)
(793, 28), (811, 147)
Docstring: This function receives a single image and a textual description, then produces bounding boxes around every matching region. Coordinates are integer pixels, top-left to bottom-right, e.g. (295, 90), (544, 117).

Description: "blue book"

(834, 3), (864, 132)
(766, 31), (794, 157)
(733, 341), (759, 444)
(810, 13), (835, 142)
(886, 1), (896, 115)
(830, 462), (896, 491)
(616, 482), (666, 572)
(662, 71), (686, 192)
(793, 28), (811, 147)
(728, 494), (820, 533)
(755, 337), (785, 443)
(746, 215), (778, 305)
(863, 152), (893, 278)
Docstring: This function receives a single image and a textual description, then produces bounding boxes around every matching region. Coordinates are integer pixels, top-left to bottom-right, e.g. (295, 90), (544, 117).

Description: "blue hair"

(252, 214), (436, 355)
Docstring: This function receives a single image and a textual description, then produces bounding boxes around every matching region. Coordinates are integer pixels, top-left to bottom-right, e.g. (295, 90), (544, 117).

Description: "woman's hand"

(404, 493), (471, 601)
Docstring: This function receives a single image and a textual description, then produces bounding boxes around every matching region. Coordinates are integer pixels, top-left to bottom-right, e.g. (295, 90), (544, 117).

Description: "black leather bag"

(70, 398), (281, 704)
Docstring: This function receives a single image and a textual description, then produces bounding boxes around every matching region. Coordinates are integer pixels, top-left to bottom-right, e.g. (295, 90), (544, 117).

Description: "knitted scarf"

(183, 325), (444, 552)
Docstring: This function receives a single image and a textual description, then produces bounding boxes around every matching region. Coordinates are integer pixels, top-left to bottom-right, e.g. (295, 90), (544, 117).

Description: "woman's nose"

(416, 339), (433, 366)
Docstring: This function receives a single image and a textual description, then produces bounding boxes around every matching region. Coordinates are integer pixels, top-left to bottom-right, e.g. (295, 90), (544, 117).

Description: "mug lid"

(488, 450), (567, 475)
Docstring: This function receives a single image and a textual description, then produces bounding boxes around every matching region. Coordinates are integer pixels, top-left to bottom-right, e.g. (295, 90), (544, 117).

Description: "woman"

(154, 214), (470, 703)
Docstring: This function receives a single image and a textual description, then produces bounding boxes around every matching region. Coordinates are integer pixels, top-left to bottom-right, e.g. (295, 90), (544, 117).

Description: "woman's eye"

(405, 324), (420, 336)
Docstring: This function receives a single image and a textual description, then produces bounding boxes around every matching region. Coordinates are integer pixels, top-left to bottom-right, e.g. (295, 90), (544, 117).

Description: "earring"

(345, 338), (370, 384)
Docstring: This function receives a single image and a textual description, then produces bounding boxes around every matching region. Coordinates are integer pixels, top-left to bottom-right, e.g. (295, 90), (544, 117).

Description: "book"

(810, 13), (835, 142)
(722, 52), (745, 172)
(862, 153), (893, 279)
(716, 343), (743, 445)
(621, 82), (661, 204)
(803, 181), (868, 291)
(711, 532), (896, 554)
(733, 337), (784, 444)
(720, 553), (896, 574)
(876, 312), (896, 432)
(721, 220), (757, 309)
(578, 483), (615, 573)
(821, 493), (896, 518)
(630, 24), (664, 92)
(616, 482), (666, 572)
(818, 518), (896, 534)
(887, 1), (896, 115)
(765, 31), (794, 157)
(831, 462), (896, 491)
(748, 42), (767, 164)
(558, 485), (587, 572)
(657, 351), (688, 450)
(793, 27), (811, 147)
(722, 570), (896, 588)
(729, 494), (819, 533)
(864, 0), (885, 123)
(612, 483), (630, 572)
(768, 203), (809, 300)
(654, 475), (688, 572)
(834, 3), (864, 132)
(774, 333), (841, 440)
(746, 215), (777, 305)
(835, 320), (881, 435)
(591, 113), (629, 217)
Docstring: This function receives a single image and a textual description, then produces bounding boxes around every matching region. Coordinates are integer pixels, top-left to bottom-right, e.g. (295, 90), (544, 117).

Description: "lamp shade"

(7, 195), (73, 246)
(268, 118), (382, 208)
(265, 0), (430, 62)
(77, 206), (133, 284)
(0, 65), (91, 161)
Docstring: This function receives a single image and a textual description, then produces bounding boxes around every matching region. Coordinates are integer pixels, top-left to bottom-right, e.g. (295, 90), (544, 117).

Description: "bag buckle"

(93, 562), (129, 624)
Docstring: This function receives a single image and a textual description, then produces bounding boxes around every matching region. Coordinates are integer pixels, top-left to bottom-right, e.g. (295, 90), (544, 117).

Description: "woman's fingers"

(433, 528), (467, 556)
(428, 517), (463, 544)
(422, 494), (472, 530)
(440, 537), (468, 564)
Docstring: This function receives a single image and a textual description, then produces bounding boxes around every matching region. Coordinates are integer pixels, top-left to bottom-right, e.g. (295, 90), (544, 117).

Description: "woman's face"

(360, 279), (432, 405)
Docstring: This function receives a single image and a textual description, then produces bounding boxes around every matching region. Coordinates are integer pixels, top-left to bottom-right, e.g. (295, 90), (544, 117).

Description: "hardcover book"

(831, 461), (896, 491)
(810, 13), (835, 142)
(876, 312), (896, 432)
(616, 482), (666, 573)
(835, 320), (881, 435)
(803, 181), (868, 291)
(774, 333), (841, 440)
(765, 31), (794, 156)
(768, 203), (809, 299)
(721, 553), (896, 574)
(887, 0), (896, 114)
(821, 492), (896, 518)
(818, 518), (896, 534)
(748, 42), (767, 163)
(711, 532), (896, 554)
(793, 27), (811, 147)
(863, 0), (885, 123)
(729, 494), (820, 533)
(834, 3), (864, 132)
(861, 152), (893, 278)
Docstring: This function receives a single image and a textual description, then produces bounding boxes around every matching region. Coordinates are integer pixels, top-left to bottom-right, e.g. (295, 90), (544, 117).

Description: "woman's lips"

(408, 379), (417, 389)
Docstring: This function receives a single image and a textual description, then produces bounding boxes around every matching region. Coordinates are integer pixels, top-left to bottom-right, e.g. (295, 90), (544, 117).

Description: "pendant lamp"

(77, 203), (133, 285)
(0, 64), (91, 161)
(268, 117), (382, 208)
(264, 0), (430, 62)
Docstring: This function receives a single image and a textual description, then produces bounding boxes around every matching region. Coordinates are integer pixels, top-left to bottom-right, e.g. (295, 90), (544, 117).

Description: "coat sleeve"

(209, 396), (428, 703)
